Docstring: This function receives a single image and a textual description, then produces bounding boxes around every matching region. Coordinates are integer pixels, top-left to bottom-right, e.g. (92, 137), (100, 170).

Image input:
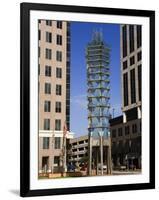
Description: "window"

(129, 25), (134, 53)
(38, 30), (41, 40)
(118, 128), (123, 137)
(43, 137), (49, 149)
(130, 56), (135, 66)
(54, 156), (60, 166)
(45, 48), (52, 59)
(137, 51), (142, 61)
(44, 119), (50, 130)
(125, 126), (130, 135)
(132, 124), (137, 134)
(56, 84), (62, 95)
(122, 25), (127, 58)
(56, 35), (62, 45)
(123, 73), (128, 106)
(55, 102), (61, 113)
(137, 25), (142, 48)
(123, 60), (128, 70)
(45, 83), (51, 94)
(56, 67), (62, 78)
(55, 119), (61, 130)
(130, 68), (136, 103)
(54, 137), (61, 149)
(38, 47), (40, 57)
(138, 65), (142, 101)
(38, 64), (40, 75)
(45, 65), (51, 77)
(57, 21), (62, 29)
(46, 32), (52, 43)
(56, 51), (62, 61)
(112, 129), (116, 138)
(46, 20), (52, 26)
(44, 101), (51, 112)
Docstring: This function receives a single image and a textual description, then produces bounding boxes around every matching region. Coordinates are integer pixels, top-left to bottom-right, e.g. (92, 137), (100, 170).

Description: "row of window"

(123, 51), (142, 70)
(41, 83), (62, 95)
(44, 119), (61, 130)
(122, 25), (142, 58)
(43, 137), (61, 149)
(39, 31), (62, 45)
(38, 48), (62, 61)
(39, 20), (63, 29)
(112, 123), (140, 138)
(39, 65), (62, 78)
(123, 64), (141, 106)
(44, 101), (61, 113)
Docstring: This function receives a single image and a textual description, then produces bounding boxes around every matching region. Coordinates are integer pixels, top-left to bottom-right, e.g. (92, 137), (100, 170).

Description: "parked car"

(97, 164), (107, 171)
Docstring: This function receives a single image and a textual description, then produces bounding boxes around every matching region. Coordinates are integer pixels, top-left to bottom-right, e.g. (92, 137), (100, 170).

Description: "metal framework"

(86, 31), (112, 175)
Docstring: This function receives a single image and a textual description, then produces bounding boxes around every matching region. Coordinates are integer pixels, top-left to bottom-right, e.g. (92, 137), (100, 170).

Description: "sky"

(70, 22), (122, 137)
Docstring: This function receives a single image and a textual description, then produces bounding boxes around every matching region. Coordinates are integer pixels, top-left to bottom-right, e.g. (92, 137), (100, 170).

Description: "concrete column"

(96, 148), (99, 175)
(123, 112), (127, 123)
(109, 144), (112, 174)
(100, 135), (103, 175)
(137, 106), (141, 119)
(89, 134), (92, 176)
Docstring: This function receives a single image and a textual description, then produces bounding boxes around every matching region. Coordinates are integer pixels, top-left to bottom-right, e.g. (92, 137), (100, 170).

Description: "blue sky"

(70, 22), (122, 137)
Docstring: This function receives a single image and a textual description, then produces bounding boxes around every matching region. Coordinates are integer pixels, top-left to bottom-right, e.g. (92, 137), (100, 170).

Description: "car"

(97, 164), (107, 171)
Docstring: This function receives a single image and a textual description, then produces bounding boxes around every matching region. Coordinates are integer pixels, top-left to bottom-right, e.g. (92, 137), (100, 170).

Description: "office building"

(38, 20), (73, 174)
(110, 24), (142, 169)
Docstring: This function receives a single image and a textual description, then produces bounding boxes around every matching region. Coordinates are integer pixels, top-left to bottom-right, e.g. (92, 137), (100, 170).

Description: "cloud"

(70, 94), (87, 109)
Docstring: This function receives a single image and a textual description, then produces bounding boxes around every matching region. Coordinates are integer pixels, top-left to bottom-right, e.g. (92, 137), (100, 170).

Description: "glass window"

(123, 60), (128, 70)
(137, 51), (142, 61)
(137, 25), (142, 48)
(44, 119), (50, 130)
(125, 126), (130, 135)
(45, 48), (52, 59)
(118, 127), (123, 136)
(46, 20), (52, 26)
(56, 51), (62, 61)
(129, 25), (134, 53)
(55, 119), (61, 131)
(44, 101), (51, 112)
(43, 137), (49, 149)
(56, 67), (62, 78)
(56, 35), (62, 45)
(45, 83), (51, 94)
(54, 137), (61, 149)
(123, 73), (128, 106)
(46, 32), (52, 43)
(54, 156), (60, 166)
(57, 21), (62, 29)
(55, 102), (61, 113)
(56, 84), (62, 95)
(122, 25), (127, 58)
(130, 56), (135, 66)
(130, 68), (136, 103)
(38, 30), (41, 40)
(45, 65), (51, 77)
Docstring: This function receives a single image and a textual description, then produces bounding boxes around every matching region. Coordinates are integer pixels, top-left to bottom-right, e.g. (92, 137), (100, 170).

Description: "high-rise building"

(110, 25), (142, 169)
(86, 31), (112, 175)
(38, 20), (73, 174)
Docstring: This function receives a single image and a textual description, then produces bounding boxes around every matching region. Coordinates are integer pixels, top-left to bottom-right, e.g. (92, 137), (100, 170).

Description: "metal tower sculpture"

(86, 30), (111, 175)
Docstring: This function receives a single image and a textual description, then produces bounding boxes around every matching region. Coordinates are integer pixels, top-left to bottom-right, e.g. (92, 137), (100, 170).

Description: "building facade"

(110, 24), (142, 169)
(38, 20), (73, 174)
(68, 135), (88, 167)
